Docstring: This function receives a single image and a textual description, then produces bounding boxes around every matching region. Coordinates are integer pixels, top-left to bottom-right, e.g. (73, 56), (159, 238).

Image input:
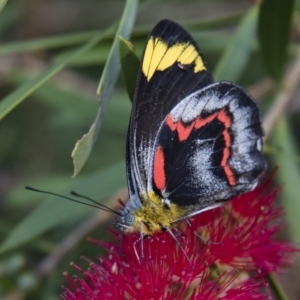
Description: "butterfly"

(114, 19), (266, 240)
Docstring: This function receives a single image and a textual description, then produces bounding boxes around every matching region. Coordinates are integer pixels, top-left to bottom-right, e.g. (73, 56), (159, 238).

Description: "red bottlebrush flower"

(62, 178), (297, 300)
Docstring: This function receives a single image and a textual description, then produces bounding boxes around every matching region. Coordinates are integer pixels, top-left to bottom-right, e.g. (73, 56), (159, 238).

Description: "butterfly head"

(114, 211), (137, 232)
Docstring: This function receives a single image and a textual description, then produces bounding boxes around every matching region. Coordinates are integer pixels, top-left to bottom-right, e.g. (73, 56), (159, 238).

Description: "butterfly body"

(115, 191), (189, 235)
(115, 20), (266, 236)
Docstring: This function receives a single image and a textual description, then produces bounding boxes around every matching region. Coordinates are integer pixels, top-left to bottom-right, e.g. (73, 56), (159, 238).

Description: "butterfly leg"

(173, 226), (183, 238)
(164, 226), (193, 269)
(133, 222), (147, 264)
(185, 219), (222, 245)
(118, 232), (125, 255)
(132, 239), (141, 264)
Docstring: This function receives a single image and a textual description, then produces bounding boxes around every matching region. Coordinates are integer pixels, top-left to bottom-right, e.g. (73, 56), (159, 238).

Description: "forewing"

(151, 82), (266, 208)
(127, 19), (213, 195)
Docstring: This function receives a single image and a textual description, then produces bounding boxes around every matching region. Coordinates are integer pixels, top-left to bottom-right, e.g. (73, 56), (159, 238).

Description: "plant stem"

(267, 273), (290, 300)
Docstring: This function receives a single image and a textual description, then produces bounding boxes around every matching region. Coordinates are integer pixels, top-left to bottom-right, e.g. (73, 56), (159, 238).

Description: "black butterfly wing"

(151, 82), (266, 210)
(126, 20), (214, 197)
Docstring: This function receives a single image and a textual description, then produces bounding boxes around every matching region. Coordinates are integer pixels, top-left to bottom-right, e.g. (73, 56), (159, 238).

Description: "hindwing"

(151, 82), (265, 209)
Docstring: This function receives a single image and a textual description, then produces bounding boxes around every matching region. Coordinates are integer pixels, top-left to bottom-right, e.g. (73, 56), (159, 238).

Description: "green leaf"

(0, 161), (126, 253)
(214, 6), (258, 82)
(258, 0), (294, 82)
(0, 0), (7, 13)
(0, 26), (116, 122)
(268, 117), (300, 253)
(0, 30), (102, 55)
(119, 35), (140, 101)
(71, 0), (138, 177)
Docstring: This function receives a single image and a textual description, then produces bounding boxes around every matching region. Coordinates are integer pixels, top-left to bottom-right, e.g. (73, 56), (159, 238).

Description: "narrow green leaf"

(0, 0), (7, 13)
(71, 122), (97, 177)
(214, 6), (258, 82)
(0, 26), (116, 121)
(268, 116), (300, 252)
(258, 0), (294, 81)
(119, 35), (140, 101)
(96, 0), (138, 94)
(0, 161), (126, 253)
(0, 30), (102, 55)
(71, 0), (138, 177)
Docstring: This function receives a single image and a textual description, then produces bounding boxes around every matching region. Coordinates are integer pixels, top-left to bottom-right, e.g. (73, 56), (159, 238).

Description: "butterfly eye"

(124, 213), (136, 227)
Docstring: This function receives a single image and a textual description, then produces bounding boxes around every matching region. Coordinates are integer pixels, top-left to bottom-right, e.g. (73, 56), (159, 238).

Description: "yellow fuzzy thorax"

(128, 191), (189, 235)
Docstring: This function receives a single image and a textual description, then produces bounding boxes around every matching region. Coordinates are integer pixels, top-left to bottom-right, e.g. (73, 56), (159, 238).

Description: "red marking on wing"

(196, 109), (235, 186)
(177, 121), (195, 141)
(166, 114), (195, 142)
(221, 130), (236, 186)
(153, 146), (166, 190)
(217, 109), (231, 128)
(166, 115), (177, 131)
(223, 165), (236, 185)
(165, 109), (236, 186)
(195, 112), (218, 129)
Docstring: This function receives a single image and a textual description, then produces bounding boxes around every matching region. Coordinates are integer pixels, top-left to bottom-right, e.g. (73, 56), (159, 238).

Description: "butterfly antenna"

(25, 186), (120, 215)
(70, 191), (120, 215)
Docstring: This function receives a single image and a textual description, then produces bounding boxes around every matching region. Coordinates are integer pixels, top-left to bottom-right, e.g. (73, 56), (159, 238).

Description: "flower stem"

(267, 273), (290, 300)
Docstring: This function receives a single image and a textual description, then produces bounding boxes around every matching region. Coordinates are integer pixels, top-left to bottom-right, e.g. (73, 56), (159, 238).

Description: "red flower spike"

(62, 179), (298, 300)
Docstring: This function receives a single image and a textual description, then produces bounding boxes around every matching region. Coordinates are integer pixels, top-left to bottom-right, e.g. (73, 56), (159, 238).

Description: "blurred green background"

(0, 0), (300, 299)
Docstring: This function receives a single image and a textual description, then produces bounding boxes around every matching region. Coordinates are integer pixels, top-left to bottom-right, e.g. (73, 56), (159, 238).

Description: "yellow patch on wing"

(142, 37), (206, 81)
